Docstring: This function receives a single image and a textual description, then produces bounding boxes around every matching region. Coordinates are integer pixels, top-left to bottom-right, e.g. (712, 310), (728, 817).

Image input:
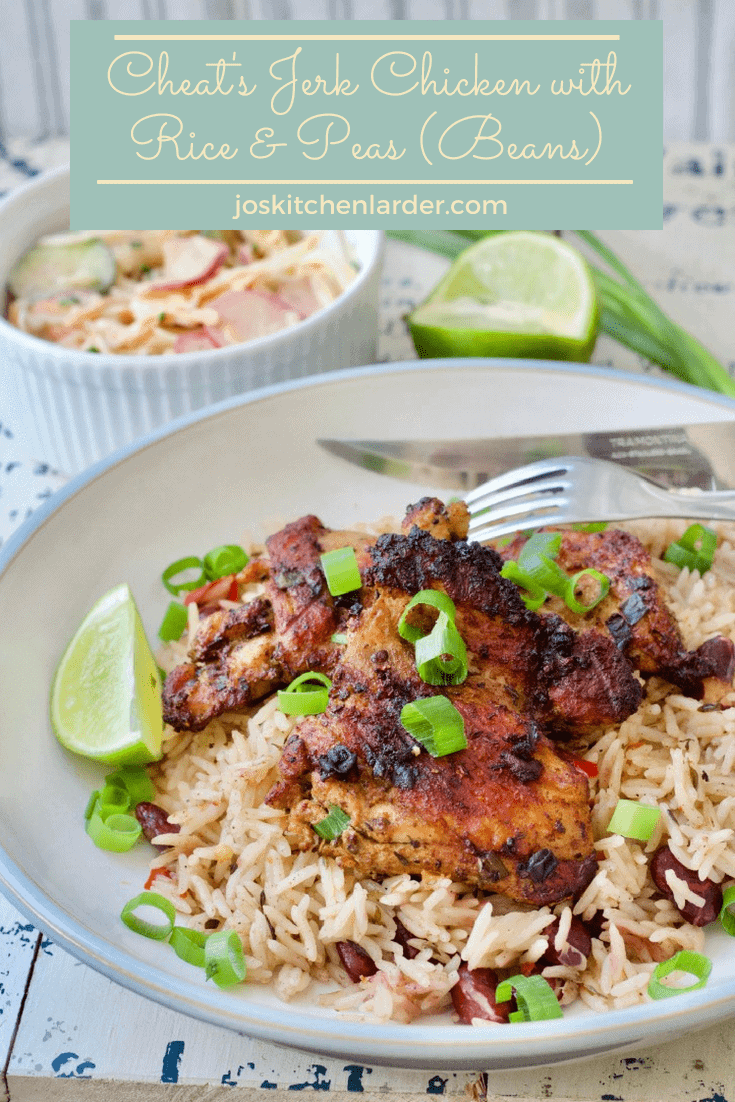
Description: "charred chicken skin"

(500, 527), (735, 702)
(162, 498), (734, 907)
(162, 516), (372, 733)
(266, 586), (598, 906)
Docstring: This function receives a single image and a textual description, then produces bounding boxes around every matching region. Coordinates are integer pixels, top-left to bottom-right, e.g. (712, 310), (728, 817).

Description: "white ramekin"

(0, 166), (384, 475)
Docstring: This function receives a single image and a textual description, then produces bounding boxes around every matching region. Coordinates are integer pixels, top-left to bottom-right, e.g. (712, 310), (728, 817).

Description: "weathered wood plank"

(484, 1021), (735, 1101)
(8, 940), (476, 1095)
(0, 895), (40, 1072)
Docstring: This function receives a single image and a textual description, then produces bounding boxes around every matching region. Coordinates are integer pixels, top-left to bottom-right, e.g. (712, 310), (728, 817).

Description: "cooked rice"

(151, 519), (735, 1023)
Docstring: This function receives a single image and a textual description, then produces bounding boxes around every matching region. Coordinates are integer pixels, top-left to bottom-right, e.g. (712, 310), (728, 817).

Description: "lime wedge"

(51, 583), (163, 765)
(408, 231), (598, 362)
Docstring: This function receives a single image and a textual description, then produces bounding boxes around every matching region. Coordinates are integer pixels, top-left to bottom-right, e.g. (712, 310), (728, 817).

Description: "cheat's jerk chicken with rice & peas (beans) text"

(5, 230), (356, 355)
(116, 498), (735, 1022)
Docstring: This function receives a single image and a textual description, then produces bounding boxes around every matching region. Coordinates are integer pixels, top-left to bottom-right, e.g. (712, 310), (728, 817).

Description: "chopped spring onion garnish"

(519, 531), (562, 566)
(647, 949), (712, 1000)
(607, 798), (661, 841)
(87, 807), (142, 852)
(565, 568), (611, 614)
(331, 633), (348, 644)
(400, 696), (467, 757)
(500, 561), (546, 611)
(313, 804), (352, 841)
(84, 790), (100, 821)
(158, 601), (189, 642)
(518, 535), (573, 604)
(97, 783), (131, 815)
(162, 556), (207, 596)
(277, 672), (332, 716)
(503, 533), (610, 616)
(203, 544), (249, 581)
(162, 543), (248, 598)
(719, 884), (735, 937)
(414, 612), (468, 686)
(518, 550), (569, 598)
(320, 546), (362, 596)
(496, 973), (564, 1022)
(105, 765), (155, 805)
(664, 524), (717, 575)
(572, 522), (608, 533)
(84, 765), (157, 850)
(204, 929), (248, 988)
(397, 590), (468, 686)
(516, 533), (566, 599)
(397, 589), (457, 643)
(121, 891), (177, 941)
(170, 927), (208, 968)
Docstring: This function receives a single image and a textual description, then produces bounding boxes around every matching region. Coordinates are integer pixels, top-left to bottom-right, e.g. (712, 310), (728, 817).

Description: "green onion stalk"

(386, 228), (735, 399)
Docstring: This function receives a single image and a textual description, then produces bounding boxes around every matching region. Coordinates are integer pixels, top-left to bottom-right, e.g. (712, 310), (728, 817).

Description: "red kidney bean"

(584, 910), (606, 939)
(393, 917), (420, 960)
(134, 802), (180, 851)
(542, 916), (592, 968)
(649, 845), (722, 927)
(451, 962), (510, 1024)
(336, 940), (377, 982)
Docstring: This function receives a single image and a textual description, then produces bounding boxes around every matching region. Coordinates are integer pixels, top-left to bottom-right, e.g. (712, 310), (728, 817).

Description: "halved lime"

(51, 583), (163, 765)
(408, 231), (598, 362)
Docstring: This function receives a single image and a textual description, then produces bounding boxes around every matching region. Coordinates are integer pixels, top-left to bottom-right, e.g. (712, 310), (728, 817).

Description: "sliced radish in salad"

(210, 289), (298, 342)
(277, 278), (323, 319)
(153, 236), (229, 291)
(173, 326), (226, 353)
(8, 239), (116, 300)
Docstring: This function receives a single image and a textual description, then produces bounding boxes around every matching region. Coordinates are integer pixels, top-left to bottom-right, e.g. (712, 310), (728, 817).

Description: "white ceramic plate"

(3, 359), (735, 1071)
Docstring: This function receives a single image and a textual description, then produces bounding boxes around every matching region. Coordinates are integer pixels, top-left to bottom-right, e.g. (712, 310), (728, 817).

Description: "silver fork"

(466, 455), (735, 543)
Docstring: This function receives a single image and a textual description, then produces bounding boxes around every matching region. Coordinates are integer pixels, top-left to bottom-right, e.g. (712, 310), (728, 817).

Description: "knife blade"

(319, 421), (735, 492)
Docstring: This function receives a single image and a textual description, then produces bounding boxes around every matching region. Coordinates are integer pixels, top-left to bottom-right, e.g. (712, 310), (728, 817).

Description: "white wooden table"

(3, 141), (735, 1100)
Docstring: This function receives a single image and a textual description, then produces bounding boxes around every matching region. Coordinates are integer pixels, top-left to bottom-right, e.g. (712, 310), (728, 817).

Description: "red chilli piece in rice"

(336, 940), (378, 982)
(184, 574), (239, 612)
(649, 845), (723, 926)
(542, 916), (592, 969)
(451, 962), (510, 1025)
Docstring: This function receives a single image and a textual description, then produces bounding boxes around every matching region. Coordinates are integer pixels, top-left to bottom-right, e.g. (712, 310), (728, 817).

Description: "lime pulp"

(408, 231), (599, 362)
(50, 583), (163, 765)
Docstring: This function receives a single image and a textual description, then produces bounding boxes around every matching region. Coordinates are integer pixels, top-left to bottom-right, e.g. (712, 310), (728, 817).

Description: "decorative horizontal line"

(96, 179), (634, 185)
(113, 34), (620, 41)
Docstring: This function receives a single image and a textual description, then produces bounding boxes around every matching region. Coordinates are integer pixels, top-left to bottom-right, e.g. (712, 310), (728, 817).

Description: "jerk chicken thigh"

(162, 499), (734, 908)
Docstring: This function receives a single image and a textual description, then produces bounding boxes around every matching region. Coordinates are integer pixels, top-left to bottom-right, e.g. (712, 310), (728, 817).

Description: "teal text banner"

(70, 20), (662, 230)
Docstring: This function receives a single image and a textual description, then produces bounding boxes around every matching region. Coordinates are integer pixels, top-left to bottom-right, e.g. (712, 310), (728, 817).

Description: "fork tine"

(467, 493), (569, 532)
(464, 458), (577, 543)
(468, 507), (567, 543)
(467, 472), (570, 518)
(463, 459), (572, 507)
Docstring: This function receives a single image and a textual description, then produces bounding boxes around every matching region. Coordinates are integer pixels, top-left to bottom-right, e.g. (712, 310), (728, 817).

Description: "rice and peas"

(149, 518), (735, 1024)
